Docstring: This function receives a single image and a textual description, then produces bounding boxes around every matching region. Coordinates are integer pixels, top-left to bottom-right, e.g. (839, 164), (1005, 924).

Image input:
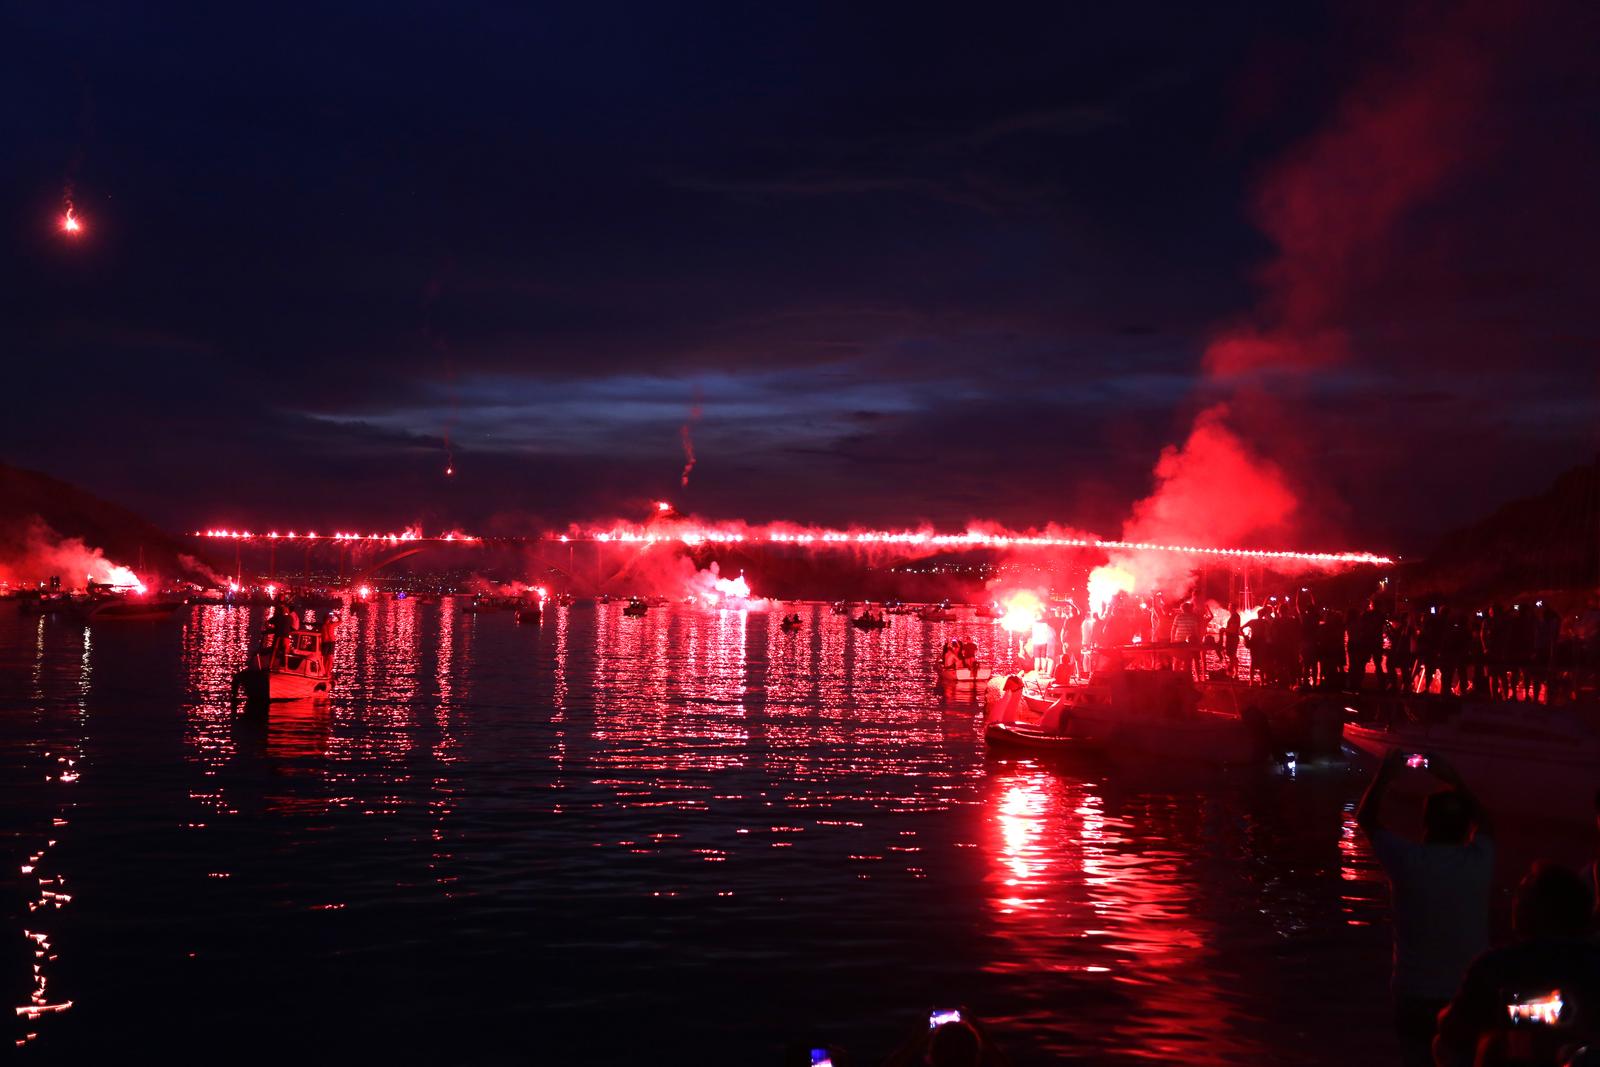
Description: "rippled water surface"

(3, 600), (1410, 1063)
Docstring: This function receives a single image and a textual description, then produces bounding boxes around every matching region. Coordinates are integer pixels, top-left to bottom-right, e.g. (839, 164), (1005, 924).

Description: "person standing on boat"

(1358, 749), (1495, 1067)
(265, 601), (294, 668)
(1029, 616), (1056, 676)
(1061, 602), (1083, 683)
(1223, 605), (1243, 678)
(1169, 600), (1200, 677)
(320, 612), (340, 667)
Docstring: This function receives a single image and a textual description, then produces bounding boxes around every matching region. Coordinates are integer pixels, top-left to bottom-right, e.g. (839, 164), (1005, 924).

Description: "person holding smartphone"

(1357, 748), (1495, 1067)
(1433, 863), (1600, 1066)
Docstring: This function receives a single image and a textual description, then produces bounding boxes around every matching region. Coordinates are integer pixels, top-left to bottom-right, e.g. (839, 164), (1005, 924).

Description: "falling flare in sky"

(679, 392), (702, 488)
(679, 423), (696, 488)
(60, 202), (82, 236)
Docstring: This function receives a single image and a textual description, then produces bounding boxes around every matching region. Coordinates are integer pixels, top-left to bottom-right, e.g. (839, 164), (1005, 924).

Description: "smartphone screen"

(929, 1009), (963, 1030)
(1405, 753), (1429, 770)
(809, 1050), (834, 1067)
(1507, 990), (1563, 1026)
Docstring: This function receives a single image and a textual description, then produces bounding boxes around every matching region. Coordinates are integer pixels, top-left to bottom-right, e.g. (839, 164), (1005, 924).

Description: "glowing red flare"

(714, 573), (752, 599)
(999, 591), (1043, 634)
(60, 206), (82, 235)
(1087, 564), (1136, 614)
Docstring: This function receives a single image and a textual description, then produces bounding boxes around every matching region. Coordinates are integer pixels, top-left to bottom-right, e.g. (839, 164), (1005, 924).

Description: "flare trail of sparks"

(193, 524), (1393, 565)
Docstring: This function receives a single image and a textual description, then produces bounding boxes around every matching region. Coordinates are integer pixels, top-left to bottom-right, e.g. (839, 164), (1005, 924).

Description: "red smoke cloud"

(1110, 405), (1299, 594)
(1206, 5), (1503, 377)
(0, 518), (144, 591)
(1117, 3), (1519, 595)
(1123, 405), (1295, 547)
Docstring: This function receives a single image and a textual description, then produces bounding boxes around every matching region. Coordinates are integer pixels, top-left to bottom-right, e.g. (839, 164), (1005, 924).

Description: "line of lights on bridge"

(196, 526), (1392, 565)
(196, 529), (480, 544)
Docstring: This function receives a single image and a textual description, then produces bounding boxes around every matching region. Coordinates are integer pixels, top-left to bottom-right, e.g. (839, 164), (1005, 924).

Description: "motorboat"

(985, 649), (1271, 764)
(623, 597), (649, 617)
(18, 593), (77, 615)
(461, 595), (517, 615)
(937, 663), (992, 685)
(984, 720), (1087, 754)
(515, 602), (542, 624)
(232, 628), (333, 704)
(75, 584), (185, 623)
(1198, 679), (1344, 757)
(84, 596), (185, 622)
(973, 603), (999, 619)
(779, 614), (804, 632)
(831, 601), (852, 616)
(851, 612), (889, 630)
(918, 605), (958, 622)
(1343, 695), (1600, 818)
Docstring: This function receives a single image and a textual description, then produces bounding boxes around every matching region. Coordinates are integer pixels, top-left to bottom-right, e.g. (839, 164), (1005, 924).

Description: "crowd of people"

(1020, 588), (1600, 701)
(1360, 750), (1600, 1066)
(1229, 593), (1592, 702)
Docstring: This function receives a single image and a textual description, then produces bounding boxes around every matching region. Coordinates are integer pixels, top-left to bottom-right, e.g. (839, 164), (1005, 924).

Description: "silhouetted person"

(320, 612), (340, 663)
(1358, 748), (1494, 1067)
(1223, 605), (1243, 677)
(1434, 863), (1600, 1067)
(882, 1016), (1011, 1067)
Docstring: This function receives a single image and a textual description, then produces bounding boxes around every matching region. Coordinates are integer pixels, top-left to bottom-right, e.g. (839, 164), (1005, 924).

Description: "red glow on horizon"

(193, 520), (1392, 566)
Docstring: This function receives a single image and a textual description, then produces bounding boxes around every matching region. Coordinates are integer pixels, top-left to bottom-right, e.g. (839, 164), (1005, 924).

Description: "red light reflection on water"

(980, 768), (1250, 1061)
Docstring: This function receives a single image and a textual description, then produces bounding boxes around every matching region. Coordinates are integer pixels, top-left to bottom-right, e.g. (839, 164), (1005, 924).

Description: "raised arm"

(1356, 747), (1406, 834)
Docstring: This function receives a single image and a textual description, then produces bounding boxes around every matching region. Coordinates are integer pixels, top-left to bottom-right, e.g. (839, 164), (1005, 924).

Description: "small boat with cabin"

(984, 646), (1271, 763)
(78, 583), (185, 622)
(232, 627), (334, 704)
(938, 663), (992, 685)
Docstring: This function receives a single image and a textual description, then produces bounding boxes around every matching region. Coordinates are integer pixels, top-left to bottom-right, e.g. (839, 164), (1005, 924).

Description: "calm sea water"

(1, 598), (1501, 1063)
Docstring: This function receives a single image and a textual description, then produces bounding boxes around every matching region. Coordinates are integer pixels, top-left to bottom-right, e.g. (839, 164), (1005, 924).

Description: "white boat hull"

(1344, 703), (1600, 818)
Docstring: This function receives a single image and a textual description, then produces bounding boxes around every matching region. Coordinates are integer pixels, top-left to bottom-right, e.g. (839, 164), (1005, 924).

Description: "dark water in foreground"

(0, 599), (1509, 1063)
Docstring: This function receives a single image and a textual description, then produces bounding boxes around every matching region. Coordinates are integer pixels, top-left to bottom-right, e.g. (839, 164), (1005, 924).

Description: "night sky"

(4, 2), (1597, 552)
